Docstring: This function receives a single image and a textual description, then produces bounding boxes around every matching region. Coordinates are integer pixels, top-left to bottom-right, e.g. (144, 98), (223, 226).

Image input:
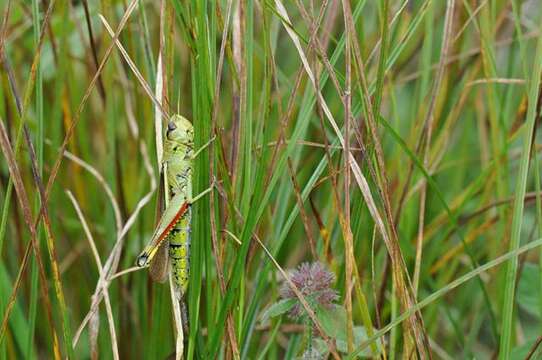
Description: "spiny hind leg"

(191, 135), (216, 160)
(188, 178), (217, 204)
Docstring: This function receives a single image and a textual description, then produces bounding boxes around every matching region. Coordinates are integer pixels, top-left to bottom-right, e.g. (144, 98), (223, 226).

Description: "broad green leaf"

(260, 298), (297, 323)
(316, 305), (382, 358)
(316, 305), (347, 340)
(336, 327), (383, 358)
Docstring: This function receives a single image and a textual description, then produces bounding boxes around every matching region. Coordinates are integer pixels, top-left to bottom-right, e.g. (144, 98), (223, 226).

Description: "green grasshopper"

(136, 115), (196, 298)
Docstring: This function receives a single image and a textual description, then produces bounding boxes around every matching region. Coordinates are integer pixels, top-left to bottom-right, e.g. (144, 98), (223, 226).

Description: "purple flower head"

(280, 262), (338, 319)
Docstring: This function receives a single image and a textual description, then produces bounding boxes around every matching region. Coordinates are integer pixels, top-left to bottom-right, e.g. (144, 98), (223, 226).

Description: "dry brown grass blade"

(1, 2), (66, 351)
(264, 0), (329, 192)
(4, 25), (76, 354)
(341, 0), (433, 354)
(525, 335), (542, 360)
(89, 293), (100, 360)
(110, 266), (141, 280)
(68, 8), (162, 345)
(21, 127), (70, 360)
(71, 81), (158, 349)
(72, 163), (156, 348)
(287, 158), (317, 258)
(60, 148), (122, 231)
(0, 119), (61, 359)
(452, 0), (488, 43)
(293, 0), (343, 103)
(304, 3), (405, 354)
(68, 55), (157, 346)
(264, 139), (363, 151)
(312, 48), (383, 355)
(66, 190), (119, 360)
(230, 1), (242, 186)
(366, 0), (410, 65)
(1, 0), (55, 225)
(312, 53), (341, 265)
(466, 78), (525, 86)
(98, 14), (170, 120)
(0, 0), (12, 55)
(339, 0), (355, 351)
(155, 51), (164, 165)
(294, 0), (389, 232)
(414, 0), (455, 305)
(155, 5), (184, 358)
(81, 0), (106, 101)
(0, 243), (34, 344)
(43, 0), (139, 223)
(276, 1), (432, 356)
(210, 0), (241, 357)
(71, 178), (156, 347)
(294, 0), (382, 206)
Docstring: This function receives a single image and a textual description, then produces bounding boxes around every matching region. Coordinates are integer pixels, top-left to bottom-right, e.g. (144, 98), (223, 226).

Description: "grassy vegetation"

(1, 0), (542, 358)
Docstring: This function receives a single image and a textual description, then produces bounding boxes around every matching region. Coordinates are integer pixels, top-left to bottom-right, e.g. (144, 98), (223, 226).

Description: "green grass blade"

(498, 9), (542, 358)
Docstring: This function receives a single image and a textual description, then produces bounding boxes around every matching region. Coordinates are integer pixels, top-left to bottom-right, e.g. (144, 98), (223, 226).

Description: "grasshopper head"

(166, 114), (193, 146)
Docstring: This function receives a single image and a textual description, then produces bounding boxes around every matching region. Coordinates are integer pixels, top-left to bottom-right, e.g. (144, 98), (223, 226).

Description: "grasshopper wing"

(136, 192), (190, 268)
(148, 240), (169, 283)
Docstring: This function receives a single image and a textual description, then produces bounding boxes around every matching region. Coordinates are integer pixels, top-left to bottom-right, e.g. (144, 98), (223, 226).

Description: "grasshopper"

(136, 115), (197, 298)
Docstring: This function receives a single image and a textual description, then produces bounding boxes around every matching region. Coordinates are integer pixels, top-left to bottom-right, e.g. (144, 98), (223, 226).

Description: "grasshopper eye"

(167, 121), (177, 133)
